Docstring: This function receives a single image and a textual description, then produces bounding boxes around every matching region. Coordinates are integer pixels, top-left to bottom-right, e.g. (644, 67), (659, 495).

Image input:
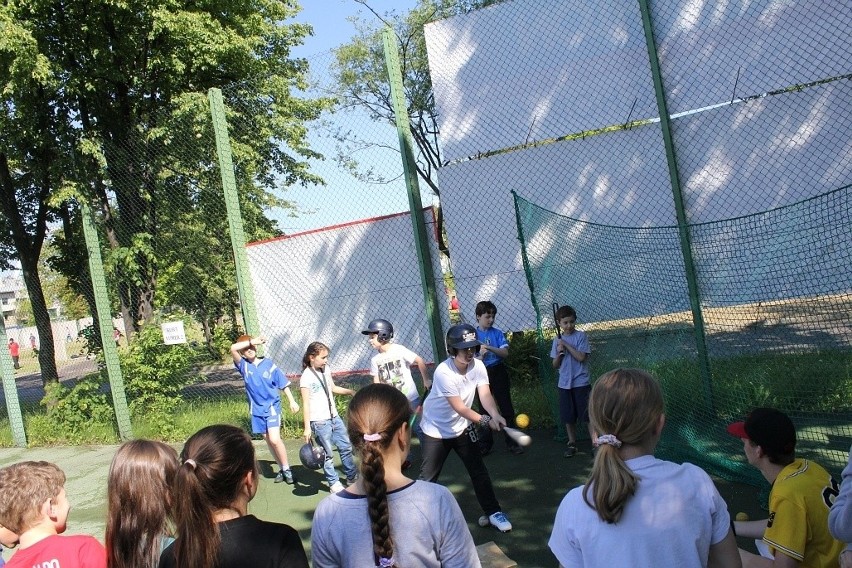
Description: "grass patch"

(3, 340), (847, 448)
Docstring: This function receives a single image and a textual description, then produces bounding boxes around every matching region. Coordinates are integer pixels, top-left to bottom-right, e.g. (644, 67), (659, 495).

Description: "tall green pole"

(80, 200), (133, 440)
(637, 0), (714, 412)
(208, 88), (261, 337)
(0, 317), (27, 446)
(382, 27), (444, 362)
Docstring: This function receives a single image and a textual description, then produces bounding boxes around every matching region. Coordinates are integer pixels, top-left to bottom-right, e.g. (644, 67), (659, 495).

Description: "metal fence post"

(208, 87), (261, 338)
(80, 200), (133, 440)
(382, 27), (445, 361)
(637, 0), (714, 413)
(0, 317), (27, 446)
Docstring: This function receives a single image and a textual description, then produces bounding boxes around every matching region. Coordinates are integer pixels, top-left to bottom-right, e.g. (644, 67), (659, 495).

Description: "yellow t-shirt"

(764, 458), (844, 567)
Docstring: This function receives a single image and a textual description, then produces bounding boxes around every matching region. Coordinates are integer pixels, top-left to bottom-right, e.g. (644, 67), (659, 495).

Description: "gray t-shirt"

(311, 480), (481, 568)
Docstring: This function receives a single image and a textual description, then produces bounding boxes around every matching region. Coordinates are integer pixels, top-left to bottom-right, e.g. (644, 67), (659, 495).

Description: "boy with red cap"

(727, 407), (843, 568)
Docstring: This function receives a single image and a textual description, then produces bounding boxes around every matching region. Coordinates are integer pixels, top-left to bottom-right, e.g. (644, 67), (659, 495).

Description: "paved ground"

(0, 431), (764, 567)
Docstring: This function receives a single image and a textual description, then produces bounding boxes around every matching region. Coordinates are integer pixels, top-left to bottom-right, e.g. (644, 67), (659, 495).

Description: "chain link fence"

(423, 0), (851, 482)
(2, 0), (849, 486)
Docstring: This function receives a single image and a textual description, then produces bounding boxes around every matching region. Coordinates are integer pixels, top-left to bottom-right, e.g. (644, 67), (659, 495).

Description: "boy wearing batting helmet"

(418, 323), (513, 532)
(362, 318), (431, 469)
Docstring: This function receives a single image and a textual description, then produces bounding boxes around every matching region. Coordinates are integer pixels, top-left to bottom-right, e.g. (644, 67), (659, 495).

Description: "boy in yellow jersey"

(727, 407), (843, 568)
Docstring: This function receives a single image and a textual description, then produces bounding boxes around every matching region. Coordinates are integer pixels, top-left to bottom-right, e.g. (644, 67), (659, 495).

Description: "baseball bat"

(552, 302), (561, 338)
(503, 426), (532, 447)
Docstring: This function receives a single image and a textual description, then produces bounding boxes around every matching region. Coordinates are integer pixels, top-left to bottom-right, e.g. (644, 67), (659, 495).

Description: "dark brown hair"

(172, 425), (257, 568)
(347, 384), (412, 568)
(302, 341), (330, 370)
(106, 440), (178, 568)
(555, 305), (577, 321)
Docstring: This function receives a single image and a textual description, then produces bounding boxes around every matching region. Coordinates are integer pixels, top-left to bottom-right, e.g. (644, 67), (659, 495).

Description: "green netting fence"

(514, 185), (852, 485)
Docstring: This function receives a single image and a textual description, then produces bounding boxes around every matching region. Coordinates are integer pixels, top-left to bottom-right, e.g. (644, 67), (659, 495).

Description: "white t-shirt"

(420, 357), (489, 439)
(549, 454), (731, 568)
(370, 344), (419, 402)
(300, 366), (337, 421)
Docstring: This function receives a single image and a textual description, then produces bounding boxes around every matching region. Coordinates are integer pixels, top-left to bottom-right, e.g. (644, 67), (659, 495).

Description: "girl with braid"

(548, 369), (740, 568)
(311, 383), (480, 568)
(158, 425), (308, 568)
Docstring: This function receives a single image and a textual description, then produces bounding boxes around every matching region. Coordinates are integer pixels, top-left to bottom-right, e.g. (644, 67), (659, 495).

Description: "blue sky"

(270, 0), (425, 234)
(293, 0), (417, 58)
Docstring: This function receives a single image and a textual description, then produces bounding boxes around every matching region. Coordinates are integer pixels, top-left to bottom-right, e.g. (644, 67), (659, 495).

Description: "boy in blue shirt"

(475, 301), (522, 454)
(550, 305), (594, 457)
(231, 334), (300, 484)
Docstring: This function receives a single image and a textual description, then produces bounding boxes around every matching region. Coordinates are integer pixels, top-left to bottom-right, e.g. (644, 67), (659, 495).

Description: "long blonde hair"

(583, 368), (664, 524)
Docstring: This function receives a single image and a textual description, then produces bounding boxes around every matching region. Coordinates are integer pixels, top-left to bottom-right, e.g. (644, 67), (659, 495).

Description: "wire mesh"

(423, 0), (852, 484)
(1, 0), (849, 476)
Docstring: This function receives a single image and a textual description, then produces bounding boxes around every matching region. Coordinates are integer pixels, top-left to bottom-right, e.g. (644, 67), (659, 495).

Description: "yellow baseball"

(516, 414), (530, 429)
(735, 512), (749, 522)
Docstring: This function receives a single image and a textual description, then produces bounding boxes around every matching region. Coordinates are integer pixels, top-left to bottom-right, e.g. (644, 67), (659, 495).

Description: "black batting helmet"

(445, 323), (481, 355)
(299, 439), (327, 470)
(361, 319), (394, 342)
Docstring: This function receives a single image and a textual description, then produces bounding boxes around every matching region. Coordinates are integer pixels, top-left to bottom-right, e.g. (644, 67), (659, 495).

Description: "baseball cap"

(727, 407), (796, 455)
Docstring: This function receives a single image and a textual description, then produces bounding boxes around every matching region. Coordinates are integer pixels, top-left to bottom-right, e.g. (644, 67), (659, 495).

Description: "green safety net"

(514, 186), (852, 486)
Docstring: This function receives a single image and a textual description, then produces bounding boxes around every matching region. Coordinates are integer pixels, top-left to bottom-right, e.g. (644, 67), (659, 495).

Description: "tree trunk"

(20, 262), (59, 385)
(0, 153), (59, 384)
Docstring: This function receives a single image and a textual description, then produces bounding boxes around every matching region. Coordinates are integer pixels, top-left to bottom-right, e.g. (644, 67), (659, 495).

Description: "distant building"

(0, 274), (26, 327)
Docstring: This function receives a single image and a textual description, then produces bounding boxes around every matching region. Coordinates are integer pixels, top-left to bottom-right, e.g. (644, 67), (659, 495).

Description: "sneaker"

(488, 511), (513, 532)
(282, 469), (294, 485)
(330, 481), (345, 494)
(563, 443), (577, 458)
(274, 469), (288, 484)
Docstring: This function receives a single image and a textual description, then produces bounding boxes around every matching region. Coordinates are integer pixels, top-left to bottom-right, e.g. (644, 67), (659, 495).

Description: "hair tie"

(594, 434), (622, 448)
(363, 433), (382, 442)
(378, 557), (395, 568)
(183, 458), (197, 469)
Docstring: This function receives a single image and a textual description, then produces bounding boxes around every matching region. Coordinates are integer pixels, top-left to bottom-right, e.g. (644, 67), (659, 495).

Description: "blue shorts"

(559, 385), (591, 425)
(251, 412), (281, 434)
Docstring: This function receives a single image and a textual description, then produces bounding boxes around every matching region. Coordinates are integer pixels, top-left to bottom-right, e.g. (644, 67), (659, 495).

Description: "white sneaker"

(488, 511), (512, 532)
(329, 481), (345, 494)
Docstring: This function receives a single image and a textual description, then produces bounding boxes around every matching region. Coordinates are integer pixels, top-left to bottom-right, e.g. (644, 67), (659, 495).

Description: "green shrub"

(120, 321), (204, 439)
(211, 323), (241, 361)
(33, 379), (117, 444)
(506, 330), (539, 386)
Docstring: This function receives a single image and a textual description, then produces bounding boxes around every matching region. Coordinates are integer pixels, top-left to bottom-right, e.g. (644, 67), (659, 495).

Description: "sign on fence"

(161, 321), (187, 345)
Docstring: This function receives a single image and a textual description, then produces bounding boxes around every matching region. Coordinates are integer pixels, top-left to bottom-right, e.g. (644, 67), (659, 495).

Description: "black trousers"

(484, 363), (518, 448)
(418, 431), (501, 515)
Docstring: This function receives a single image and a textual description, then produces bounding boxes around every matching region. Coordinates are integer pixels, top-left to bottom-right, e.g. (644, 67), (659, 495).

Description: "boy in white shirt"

(362, 319), (431, 468)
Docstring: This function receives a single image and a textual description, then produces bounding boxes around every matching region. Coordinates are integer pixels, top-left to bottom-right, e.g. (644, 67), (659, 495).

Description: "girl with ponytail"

(549, 369), (741, 568)
(158, 425), (308, 568)
(311, 383), (479, 568)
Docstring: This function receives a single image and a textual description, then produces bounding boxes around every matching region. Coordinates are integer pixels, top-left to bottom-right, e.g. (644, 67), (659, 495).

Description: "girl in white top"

(548, 368), (741, 568)
(311, 383), (480, 568)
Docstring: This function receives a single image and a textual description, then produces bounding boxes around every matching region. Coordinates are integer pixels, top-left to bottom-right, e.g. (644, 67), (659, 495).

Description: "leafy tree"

(0, 12), (75, 382)
(330, 0), (503, 252)
(2, 0), (329, 355)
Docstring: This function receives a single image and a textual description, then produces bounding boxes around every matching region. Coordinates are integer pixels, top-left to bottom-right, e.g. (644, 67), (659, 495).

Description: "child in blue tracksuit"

(231, 334), (300, 484)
